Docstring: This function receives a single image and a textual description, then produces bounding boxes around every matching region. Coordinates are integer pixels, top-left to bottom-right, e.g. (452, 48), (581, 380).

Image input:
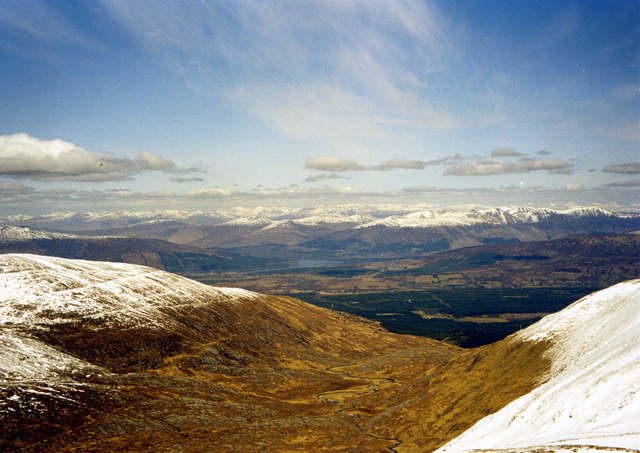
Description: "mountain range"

(1, 254), (638, 451)
(8, 206), (638, 260)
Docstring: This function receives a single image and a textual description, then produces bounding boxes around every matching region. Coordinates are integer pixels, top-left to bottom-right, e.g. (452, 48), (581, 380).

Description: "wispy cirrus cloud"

(0, 0), (91, 47)
(602, 161), (640, 174)
(0, 133), (182, 182)
(102, 0), (457, 141)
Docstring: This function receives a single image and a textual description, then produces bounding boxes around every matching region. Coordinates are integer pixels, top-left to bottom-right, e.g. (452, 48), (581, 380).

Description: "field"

(289, 288), (595, 347)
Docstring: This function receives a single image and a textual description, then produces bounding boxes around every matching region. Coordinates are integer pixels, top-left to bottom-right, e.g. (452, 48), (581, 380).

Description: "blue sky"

(0, 0), (638, 214)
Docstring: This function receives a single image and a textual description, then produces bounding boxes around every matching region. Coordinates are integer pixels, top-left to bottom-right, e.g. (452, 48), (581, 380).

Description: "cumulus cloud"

(602, 161), (640, 174)
(0, 133), (177, 181)
(537, 150), (552, 156)
(491, 147), (523, 157)
(444, 157), (573, 176)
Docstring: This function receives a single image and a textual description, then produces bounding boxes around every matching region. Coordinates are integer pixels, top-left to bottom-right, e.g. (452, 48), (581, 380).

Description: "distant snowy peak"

(506, 206), (614, 223)
(295, 212), (378, 226)
(0, 254), (258, 331)
(0, 225), (77, 242)
(221, 215), (273, 227)
(260, 213), (378, 229)
(356, 206), (621, 229)
(357, 208), (516, 229)
(437, 280), (640, 452)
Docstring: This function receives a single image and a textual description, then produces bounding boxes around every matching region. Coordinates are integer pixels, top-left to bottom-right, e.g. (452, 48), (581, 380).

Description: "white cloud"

(0, 133), (177, 181)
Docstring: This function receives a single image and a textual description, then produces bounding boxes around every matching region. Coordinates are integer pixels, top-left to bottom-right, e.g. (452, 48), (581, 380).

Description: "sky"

(0, 0), (638, 215)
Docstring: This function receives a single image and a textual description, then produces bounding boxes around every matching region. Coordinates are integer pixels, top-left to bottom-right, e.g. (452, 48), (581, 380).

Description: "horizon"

(1, 1), (639, 215)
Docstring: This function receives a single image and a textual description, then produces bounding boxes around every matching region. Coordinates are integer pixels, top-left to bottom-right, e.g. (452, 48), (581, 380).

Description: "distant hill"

(384, 232), (640, 288)
(0, 225), (267, 272)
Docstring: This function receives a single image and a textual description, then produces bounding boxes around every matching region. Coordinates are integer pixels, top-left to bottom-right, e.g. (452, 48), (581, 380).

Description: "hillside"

(364, 281), (640, 451)
(436, 280), (640, 451)
(380, 232), (640, 288)
(0, 254), (455, 451)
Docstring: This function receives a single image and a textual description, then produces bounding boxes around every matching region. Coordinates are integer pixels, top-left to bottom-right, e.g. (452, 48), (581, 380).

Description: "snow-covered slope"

(0, 225), (77, 242)
(0, 254), (256, 331)
(436, 280), (640, 452)
(0, 254), (259, 414)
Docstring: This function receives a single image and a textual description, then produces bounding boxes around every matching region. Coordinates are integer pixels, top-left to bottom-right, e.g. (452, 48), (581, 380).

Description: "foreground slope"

(436, 280), (640, 452)
(0, 254), (456, 451)
(360, 281), (640, 452)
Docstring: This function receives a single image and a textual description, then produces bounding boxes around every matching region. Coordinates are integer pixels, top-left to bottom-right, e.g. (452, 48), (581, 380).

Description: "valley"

(1, 254), (638, 451)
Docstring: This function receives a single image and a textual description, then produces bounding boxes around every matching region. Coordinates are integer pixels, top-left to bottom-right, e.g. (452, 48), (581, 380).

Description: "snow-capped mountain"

(506, 206), (615, 223)
(356, 206), (616, 229)
(436, 280), (640, 452)
(357, 208), (518, 228)
(5, 205), (639, 255)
